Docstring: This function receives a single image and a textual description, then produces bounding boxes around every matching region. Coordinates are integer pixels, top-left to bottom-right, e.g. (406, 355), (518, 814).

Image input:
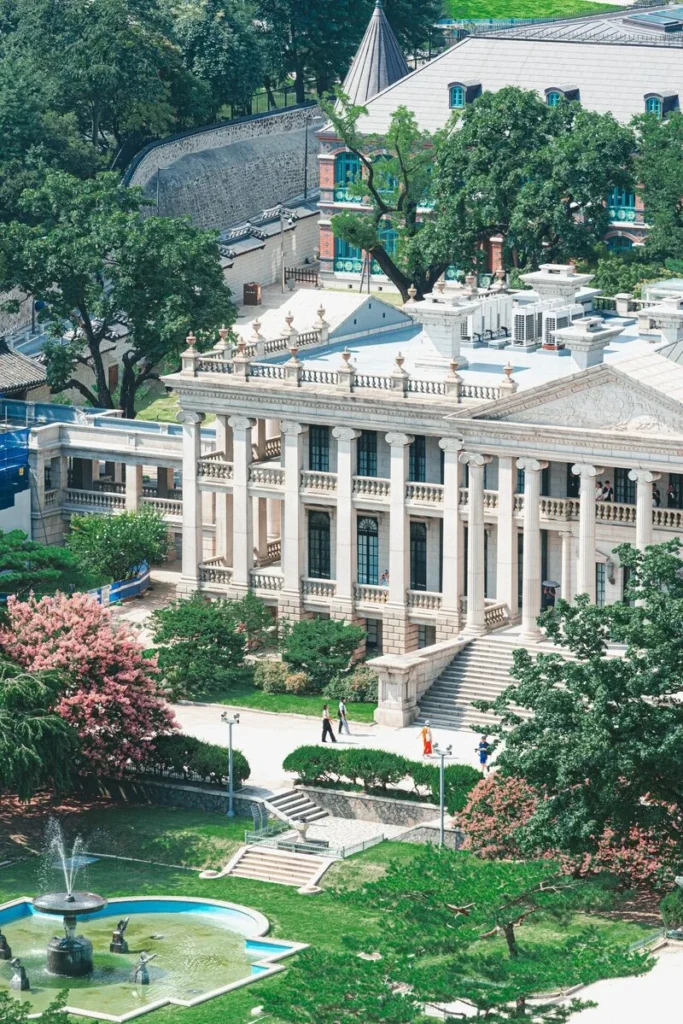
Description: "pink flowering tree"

(459, 773), (539, 860)
(0, 592), (176, 776)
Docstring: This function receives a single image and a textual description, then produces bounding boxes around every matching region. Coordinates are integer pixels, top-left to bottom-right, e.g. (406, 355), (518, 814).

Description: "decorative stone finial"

(252, 318), (262, 339)
(500, 361), (518, 395)
(395, 351), (405, 370)
(288, 344), (300, 364)
(448, 358), (459, 377)
(341, 347), (352, 365)
(406, 284), (417, 303)
(285, 311), (294, 330)
(218, 325), (229, 342)
(185, 331), (196, 349)
(317, 304), (326, 322)
(237, 338), (247, 356)
(436, 280), (445, 295)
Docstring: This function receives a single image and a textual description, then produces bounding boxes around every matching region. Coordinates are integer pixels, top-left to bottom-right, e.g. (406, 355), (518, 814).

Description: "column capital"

(558, 529), (575, 538)
(571, 462), (604, 478)
(280, 420), (308, 436)
(332, 426), (361, 442)
(438, 438), (464, 454)
(459, 451), (492, 467)
(516, 457), (548, 473)
(385, 431), (414, 448)
(628, 469), (661, 484)
(228, 415), (256, 432)
(177, 410), (204, 426)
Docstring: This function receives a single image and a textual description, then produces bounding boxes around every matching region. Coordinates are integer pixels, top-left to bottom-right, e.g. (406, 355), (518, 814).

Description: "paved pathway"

(172, 703), (484, 790)
(303, 816), (408, 848)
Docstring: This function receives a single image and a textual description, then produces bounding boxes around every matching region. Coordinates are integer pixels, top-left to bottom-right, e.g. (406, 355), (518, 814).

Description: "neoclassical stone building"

(163, 267), (683, 658)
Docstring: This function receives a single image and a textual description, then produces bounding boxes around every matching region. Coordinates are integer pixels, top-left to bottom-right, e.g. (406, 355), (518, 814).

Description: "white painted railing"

(653, 507), (683, 529)
(302, 578), (336, 598)
(250, 571), (283, 592)
(250, 465), (285, 487)
(142, 496), (183, 517)
(353, 476), (390, 499)
(539, 496), (580, 519)
(300, 470), (338, 492)
(197, 456), (233, 480)
(596, 501), (636, 524)
(66, 488), (126, 510)
(406, 590), (442, 611)
(484, 601), (509, 629)
(199, 561), (233, 585)
(406, 482), (444, 504)
(354, 583), (388, 603)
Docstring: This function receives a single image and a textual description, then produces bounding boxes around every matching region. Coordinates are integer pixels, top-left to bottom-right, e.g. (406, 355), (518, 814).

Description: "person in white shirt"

(338, 698), (350, 736)
(321, 704), (336, 743)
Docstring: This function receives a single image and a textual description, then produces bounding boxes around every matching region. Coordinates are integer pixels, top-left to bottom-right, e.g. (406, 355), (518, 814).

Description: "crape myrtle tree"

(0, 171), (236, 417)
(326, 93), (447, 301)
(476, 540), (683, 867)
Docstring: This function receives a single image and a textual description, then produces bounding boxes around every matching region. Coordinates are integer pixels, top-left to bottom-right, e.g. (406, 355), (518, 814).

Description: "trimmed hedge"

(282, 746), (481, 813)
(661, 888), (683, 930)
(145, 734), (250, 789)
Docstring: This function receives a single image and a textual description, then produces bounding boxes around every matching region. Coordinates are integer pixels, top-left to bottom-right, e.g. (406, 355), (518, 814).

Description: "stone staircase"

(227, 844), (331, 888)
(266, 789), (329, 824)
(415, 634), (577, 731)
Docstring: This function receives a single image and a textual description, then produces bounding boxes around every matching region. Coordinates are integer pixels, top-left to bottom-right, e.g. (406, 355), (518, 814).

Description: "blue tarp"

(0, 428), (29, 511)
(88, 563), (151, 606)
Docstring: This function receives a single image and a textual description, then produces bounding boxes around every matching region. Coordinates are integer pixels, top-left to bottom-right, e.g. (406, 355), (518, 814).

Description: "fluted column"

(460, 452), (492, 633)
(266, 418), (281, 540)
(496, 455), (518, 618)
(179, 410), (205, 593)
(438, 439), (463, 638)
(229, 415), (255, 591)
(559, 530), (575, 602)
(332, 427), (360, 607)
(280, 421), (308, 618)
(386, 433), (413, 606)
(214, 415), (233, 565)
(572, 462), (604, 601)
(629, 469), (661, 550)
(517, 457), (548, 640)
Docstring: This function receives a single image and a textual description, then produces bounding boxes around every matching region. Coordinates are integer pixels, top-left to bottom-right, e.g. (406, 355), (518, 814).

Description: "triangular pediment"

(453, 363), (683, 437)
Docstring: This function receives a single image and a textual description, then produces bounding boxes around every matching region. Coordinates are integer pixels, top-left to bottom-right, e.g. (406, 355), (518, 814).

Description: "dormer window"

(448, 81), (481, 109)
(644, 93), (678, 117)
(545, 86), (580, 107)
(546, 91), (561, 107)
(449, 85), (465, 109)
(646, 95), (663, 117)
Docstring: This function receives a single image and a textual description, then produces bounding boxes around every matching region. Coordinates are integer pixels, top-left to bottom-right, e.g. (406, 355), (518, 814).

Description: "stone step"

(267, 789), (329, 823)
(228, 848), (326, 886)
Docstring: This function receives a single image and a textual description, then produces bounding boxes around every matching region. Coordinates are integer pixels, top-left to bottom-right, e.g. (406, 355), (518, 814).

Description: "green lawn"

(0, 804), (656, 1024)
(205, 683), (377, 722)
(446, 0), (620, 18)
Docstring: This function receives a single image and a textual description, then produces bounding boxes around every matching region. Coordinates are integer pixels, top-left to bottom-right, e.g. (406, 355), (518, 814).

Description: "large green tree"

(67, 507), (170, 581)
(0, 659), (77, 800)
(635, 110), (683, 262)
(0, 529), (101, 597)
(0, 170), (235, 416)
(478, 540), (683, 862)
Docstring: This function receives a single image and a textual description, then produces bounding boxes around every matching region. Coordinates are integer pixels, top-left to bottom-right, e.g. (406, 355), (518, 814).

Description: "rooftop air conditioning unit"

(512, 309), (543, 348)
(542, 307), (573, 349)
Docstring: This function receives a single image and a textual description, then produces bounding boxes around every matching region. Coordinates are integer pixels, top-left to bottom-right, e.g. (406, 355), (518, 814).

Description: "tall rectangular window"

(566, 464), (579, 498)
(410, 521), (427, 591)
(357, 517), (379, 585)
(409, 436), (426, 482)
(596, 563), (606, 607)
(309, 425), (329, 472)
(516, 467), (525, 494)
(614, 468), (636, 504)
(308, 511), (330, 579)
(357, 431), (377, 477)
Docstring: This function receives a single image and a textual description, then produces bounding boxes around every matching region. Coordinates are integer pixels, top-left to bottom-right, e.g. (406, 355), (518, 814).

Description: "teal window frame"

(334, 235), (362, 273)
(646, 96), (663, 117)
(334, 151), (362, 202)
(449, 85), (465, 109)
(357, 516), (379, 585)
(546, 91), (561, 107)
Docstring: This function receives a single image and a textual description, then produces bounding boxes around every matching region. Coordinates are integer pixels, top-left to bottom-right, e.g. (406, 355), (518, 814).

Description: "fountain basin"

(0, 896), (306, 1021)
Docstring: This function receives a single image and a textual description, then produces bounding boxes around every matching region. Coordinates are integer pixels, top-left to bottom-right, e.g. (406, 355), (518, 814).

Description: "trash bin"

(243, 282), (262, 306)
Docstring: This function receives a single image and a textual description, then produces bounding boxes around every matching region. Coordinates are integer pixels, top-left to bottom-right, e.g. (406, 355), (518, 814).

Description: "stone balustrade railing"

(596, 500), (636, 524)
(197, 456), (233, 480)
(249, 465), (285, 487)
(484, 601), (510, 629)
(199, 560), (233, 585)
(142, 496), (183, 517)
(539, 496), (580, 519)
(353, 476), (390, 499)
(301, 470), (338, 492)
(264, 437), (281, 458)
(302, 577), (337, 598)
(250, 572), (284, 592)
(94, 480), (125, 494)
(354, 583), (389, 603)
(44, 489), (58, 508)
(66, 488), (126, 510)
(406, 482), (444, 504)
(653, 507), (683, 529)
(406, 590), (442, 610)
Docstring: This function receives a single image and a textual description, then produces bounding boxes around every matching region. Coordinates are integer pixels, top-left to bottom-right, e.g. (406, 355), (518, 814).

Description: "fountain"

(0, 930), (11, 960)
(32, 821), (107, 977)
(9, 958), (30, 991)
(131, 952), (157, 986)
(110, 917), (129, 954)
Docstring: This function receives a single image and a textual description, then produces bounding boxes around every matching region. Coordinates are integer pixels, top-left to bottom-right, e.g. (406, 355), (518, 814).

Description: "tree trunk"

(294, 62), (306, 104)
(503, 922), (519, 958)
(515, 996), (526, 1015)
(119, 362), (138, 420)
(264, 76), (277, 109)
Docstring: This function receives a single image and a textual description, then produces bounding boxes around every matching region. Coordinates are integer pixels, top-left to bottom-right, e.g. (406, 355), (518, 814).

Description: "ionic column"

(517, 458), (548, 640)
(228, 415), (255, 591)
(385, 433), (414, 606)
(332, 427), (361, 607)
(280, 421), (308, 613)
(629, 469), (661, 550)
(255, 498), (268, 562)
(214, 415), (233, 565)
(179, 410), (205, 592)
(255, 419), (267, 460)
(125, 464), (143, 510)
(266, 420), (280, 541)
(460, 452), (492, 633)
(496, 455), (518, 618)
(438, 439), (463, 635)
(559, 530), (575, 602)
(572, 462), (604, 601)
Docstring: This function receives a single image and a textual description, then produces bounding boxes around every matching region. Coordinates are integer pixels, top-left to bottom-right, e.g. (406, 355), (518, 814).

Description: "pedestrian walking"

(476, 736), (491, 773)
(420, 720), (433, 756)
(338, 698), (350, 736)
(321, 704), (336, 743)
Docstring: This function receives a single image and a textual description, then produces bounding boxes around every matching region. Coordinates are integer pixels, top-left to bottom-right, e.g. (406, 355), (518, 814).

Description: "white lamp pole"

(220, 712), (240, 817)
(431, 743), (453, 848)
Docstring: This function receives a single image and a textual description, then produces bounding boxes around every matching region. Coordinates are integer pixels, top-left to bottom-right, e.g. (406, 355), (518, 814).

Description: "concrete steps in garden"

(266, 788), (329, 824)
(227, 845), (330, 888)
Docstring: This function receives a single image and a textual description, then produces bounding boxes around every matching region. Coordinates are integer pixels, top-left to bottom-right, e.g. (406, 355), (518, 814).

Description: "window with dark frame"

(308, 511), (331, 579)
(309, 425), (330, 472)
(357, 516), (379, 585)
(409, 436), (426, 482)
(357, 431), (377, 477)
(410, 521), (427, 591)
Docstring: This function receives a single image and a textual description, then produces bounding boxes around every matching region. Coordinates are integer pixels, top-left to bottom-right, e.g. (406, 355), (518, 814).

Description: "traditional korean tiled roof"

(342, 0), (410, 107)
(0, 339), (47, 395)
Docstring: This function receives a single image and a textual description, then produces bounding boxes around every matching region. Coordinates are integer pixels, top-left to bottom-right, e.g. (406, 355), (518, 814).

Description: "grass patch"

(135, 380), (215, 424)
(446, 0), (620, 18)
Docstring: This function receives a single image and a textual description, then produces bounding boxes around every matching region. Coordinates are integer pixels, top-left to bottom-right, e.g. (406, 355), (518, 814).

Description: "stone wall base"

(299, 785), (439, 827)
(76, 774), (255, 817)
(435, 611), (461, 644)
(382, 610), (419, 656)
(278, 590), (307, 622)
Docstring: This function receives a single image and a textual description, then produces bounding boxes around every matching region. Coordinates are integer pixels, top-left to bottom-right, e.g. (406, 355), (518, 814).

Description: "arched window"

(546, 91), (561, 107)
(334, 236), (362, 273)
(608, 188), (637, 222)
(308, 511), (330, 580)
(449, 85), (465, 109)
(373, 153), (398, 194)
(646, 95), (663, 117)
(357, 517), (379, 586)
(334, 151), (362, 202)
(607, 235), (634, 253)
(371, 220), (398, 276)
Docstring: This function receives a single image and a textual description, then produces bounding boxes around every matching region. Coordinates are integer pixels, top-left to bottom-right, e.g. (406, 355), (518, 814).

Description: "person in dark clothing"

(321, 704), (336, 743)
(653, 485), (662, 508)
(667, 483), (678, 508)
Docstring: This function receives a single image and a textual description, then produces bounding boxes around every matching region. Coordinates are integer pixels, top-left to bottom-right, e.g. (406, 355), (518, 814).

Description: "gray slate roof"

(342, 0), (410, 107)
(0, 339), (47, 395)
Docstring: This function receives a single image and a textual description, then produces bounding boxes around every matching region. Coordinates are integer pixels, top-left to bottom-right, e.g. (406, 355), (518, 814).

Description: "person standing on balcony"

(667, 482), (678, 508)
(601, 479), (614, 502)
(595, 480), (604, 501)
(321, 705), (336, 743)
(653, 485), (662, 508)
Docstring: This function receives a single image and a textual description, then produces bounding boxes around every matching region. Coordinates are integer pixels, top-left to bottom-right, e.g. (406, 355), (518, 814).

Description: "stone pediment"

(461, 364), (683, 437)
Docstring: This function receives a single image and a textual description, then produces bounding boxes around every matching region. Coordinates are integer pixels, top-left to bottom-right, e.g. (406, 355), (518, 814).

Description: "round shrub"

(254, 661), (288, 693)
(283, 745), (342, 784)
(439, 764), (484, 814)
(323, 665), (379, 703)
(284, 671), (309, 694)
(150, 734), (250, 788)
(660, 888), (683, 929)
(341, 749), (409, 791)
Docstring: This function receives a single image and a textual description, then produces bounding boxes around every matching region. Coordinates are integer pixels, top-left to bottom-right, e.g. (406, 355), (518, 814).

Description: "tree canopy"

(67, 506), (170, 581)
(0, 170), (235, 416)
(0, 529), (101, 597)
(635, 110), (683, 263)
(477, 540), (683, 864)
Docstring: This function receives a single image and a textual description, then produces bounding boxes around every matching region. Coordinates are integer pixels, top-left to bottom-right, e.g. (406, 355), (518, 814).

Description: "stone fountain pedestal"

(33, 891), (107, 978)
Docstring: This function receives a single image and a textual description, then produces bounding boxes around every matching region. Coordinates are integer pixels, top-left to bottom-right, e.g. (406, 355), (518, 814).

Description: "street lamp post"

(220, 711), (240, 817)
(430, 743), (453, 848)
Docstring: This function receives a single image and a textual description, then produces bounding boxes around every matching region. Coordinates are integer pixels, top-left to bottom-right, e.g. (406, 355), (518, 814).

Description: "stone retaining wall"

(299, 785), (440, 827)
(370, 636), (470, 727)
(77, 774), (256, 817)
(398, 825), (465, 851)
